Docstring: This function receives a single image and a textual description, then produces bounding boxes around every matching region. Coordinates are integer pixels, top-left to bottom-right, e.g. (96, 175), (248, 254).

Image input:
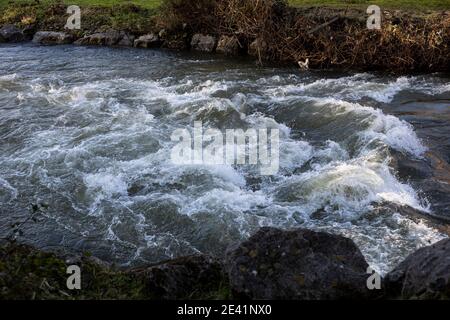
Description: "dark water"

(1, 44), (449, 274)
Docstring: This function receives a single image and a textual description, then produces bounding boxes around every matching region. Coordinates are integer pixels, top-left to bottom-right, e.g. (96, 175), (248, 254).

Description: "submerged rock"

(216, 36), (240, 56)
(390, 149), (450, 222)
(74, 30), (134, 47)
(32, 31), (74, 45)
(385, 238), (450, 299)
(132, 255), (226, 300)
(133, 33), (161, 48)
(0, 24), (24, 43)
(191, 34), (216, 53)
(225, 227), (374, 300)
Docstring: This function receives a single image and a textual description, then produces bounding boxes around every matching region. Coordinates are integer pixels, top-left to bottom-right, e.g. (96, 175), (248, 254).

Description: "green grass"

(0, 0), (448, 10)
(289, 0), (449, 10)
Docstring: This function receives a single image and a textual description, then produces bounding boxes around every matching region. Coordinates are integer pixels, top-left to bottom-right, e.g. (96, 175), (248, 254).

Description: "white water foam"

(264, 73), (450, 104)
(1, 53), (447, 273)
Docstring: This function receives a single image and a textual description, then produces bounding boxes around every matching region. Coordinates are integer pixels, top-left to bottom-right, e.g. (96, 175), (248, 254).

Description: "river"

(1, 43), (449, 274)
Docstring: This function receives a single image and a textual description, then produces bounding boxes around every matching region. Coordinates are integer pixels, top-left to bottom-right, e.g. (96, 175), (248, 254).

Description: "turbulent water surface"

(1, 44), (450, 274)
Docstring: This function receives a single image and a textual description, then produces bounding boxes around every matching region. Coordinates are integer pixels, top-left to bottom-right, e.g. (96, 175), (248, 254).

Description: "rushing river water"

(1, 44), (449, 274)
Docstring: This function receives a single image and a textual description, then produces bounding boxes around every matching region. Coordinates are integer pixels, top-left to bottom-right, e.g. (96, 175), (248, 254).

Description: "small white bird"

(298, 58), (309, 71)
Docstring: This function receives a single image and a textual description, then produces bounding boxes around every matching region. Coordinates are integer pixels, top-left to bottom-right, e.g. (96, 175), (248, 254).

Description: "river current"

(1, 44), (449, 274)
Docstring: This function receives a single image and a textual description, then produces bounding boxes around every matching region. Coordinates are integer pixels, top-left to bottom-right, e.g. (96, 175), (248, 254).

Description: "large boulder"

(0, 24), (24, 43)
(133, 33), (161, 48)
(216, 35), (241, 56)
(385, 238), (450, 299)
(117, 33), (135, 47)
(32, 31), (74, 45)
(132, 255), (226, 300)
(191, 34), (216, 53)
(74, 30), (133, 47)
(22, 25), (37, 41)
(225, 227), (374, 300)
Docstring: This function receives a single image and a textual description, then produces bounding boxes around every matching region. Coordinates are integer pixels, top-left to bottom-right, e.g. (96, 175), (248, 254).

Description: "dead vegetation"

(159, 0), (450, 71)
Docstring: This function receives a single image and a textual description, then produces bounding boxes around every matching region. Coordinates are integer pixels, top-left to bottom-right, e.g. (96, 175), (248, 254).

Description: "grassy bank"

(1, 0), (449, 71)
(0, 0), (159, 34)
(1, 0), (449, 10)
(0, 1), (161, 10)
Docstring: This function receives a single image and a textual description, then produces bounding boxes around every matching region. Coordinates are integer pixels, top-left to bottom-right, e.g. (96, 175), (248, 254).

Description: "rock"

(216, 35), (240, 56)
(0, 24), (24, 43)
(22, 25), (37, 41)
(117, 33), (135, 47)
(385, 238), (450, 299)
(162, 36), (189, 51)
(191, 34), (216, 53)
(74, 30), (133, 47)
(0, 32), (4, 43)
(133, 33), (161, 48)
(74, 32), (116, 46)
(225, 227), (374, 300)
(390, 149), (433, 181)
(32, 31), (74, 45)
(132, 255), (226, 300)
(390, 150), (450, 222)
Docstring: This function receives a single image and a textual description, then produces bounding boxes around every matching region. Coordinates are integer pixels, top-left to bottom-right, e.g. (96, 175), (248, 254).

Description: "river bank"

(0, 41), (449, 297)
(1, 1), (449, 301)
(1, 0), (449, 72)
(1, 227), (449, 300)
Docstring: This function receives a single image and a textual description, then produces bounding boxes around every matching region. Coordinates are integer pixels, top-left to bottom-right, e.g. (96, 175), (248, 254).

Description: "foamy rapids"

(0, 46), (449, 274)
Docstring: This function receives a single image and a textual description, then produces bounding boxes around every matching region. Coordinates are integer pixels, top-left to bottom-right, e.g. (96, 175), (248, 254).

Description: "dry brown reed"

(160, 0), (449, 71)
